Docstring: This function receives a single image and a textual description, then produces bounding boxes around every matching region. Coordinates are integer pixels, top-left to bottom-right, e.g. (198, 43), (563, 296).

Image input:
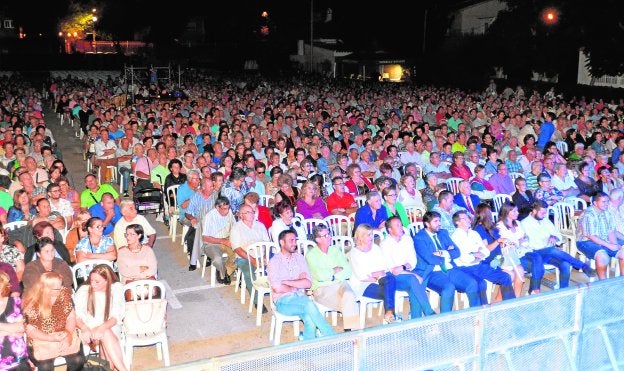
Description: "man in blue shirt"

(537, 112), (556, 150)
(353, 191), (388, 231)
(88, 192), (122, 236)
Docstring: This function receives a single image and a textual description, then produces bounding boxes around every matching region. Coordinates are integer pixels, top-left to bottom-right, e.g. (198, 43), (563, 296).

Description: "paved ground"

(48, 109), (286, 370)
(47, 107), (593, 370)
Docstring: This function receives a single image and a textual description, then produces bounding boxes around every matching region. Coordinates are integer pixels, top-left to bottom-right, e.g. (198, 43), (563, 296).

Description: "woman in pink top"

(296, 181), (329, 219)
(449, 152), (473, 180)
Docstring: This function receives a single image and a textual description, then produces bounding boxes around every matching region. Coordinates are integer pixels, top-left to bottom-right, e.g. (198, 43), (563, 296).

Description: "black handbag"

(83, 354), (112, 370)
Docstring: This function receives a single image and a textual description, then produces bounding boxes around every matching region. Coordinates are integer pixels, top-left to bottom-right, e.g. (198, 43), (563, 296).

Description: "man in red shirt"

(326, 176), (358, 216)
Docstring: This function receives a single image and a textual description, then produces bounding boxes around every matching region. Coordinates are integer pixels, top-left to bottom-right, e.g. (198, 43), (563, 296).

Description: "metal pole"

(310, 0), (313, 72)
(422, 8), (427, 54)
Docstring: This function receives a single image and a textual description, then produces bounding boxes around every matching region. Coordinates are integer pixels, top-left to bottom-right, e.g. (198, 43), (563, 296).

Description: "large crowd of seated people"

(0, 69), (620, 364)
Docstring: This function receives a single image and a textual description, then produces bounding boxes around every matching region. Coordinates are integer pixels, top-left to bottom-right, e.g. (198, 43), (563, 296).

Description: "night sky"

(5, 0), (440, 57)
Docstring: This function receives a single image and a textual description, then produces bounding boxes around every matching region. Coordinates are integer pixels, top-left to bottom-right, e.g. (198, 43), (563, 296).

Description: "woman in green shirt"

(381, 186), (409, 227)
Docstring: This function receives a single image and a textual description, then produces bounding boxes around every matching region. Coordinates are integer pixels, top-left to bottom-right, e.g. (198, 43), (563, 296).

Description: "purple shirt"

(267, 252), (311, 302)
(488, 173), (515, 195)
(296, 198), (329, 219)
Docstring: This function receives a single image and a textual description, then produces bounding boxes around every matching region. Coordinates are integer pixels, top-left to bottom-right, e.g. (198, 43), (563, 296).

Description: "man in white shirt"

(202, 197), (236, 284)
(521, 200), (596, 288)
(450, 210), (515, 302)
(113, 200), (157, 249)
(46, 183), (74, 227)
(93, 127), (118, 183)
(399, 141), (423, 167)
(230, 203), (270, 309)
(380, 216), (435, 318)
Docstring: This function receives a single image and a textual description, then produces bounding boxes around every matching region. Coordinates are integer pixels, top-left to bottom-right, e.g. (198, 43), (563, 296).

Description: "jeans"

(275, 293), (336, 340)
(235, 258), (260, 306)
(394, 273), (435, 318)
(362, 273), (397, 312)
(119, 166), (131, 193)
(459, 263), (516, 303)
(427, 269), (480, 313)
(520, 252), (544, 293)
(535, 247), (589, 288)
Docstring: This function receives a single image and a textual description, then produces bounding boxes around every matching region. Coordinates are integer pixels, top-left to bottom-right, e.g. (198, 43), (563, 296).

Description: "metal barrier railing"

(156, 278), (624, 371)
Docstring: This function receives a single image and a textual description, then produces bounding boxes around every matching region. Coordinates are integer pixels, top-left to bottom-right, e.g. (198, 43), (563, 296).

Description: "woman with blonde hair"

(74, 264), (127, 371)
(349, 224), (432, 324)
(23, 272), (85, 371)
(296, 181), (328, 219)
(0, 270), (29, 370)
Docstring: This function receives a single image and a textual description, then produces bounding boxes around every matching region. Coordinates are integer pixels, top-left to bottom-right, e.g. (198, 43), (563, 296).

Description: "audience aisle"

(46, 107), (280, 369)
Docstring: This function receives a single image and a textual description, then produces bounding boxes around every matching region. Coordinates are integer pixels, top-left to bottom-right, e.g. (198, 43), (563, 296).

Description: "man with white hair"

(113, 199), (157, 249)
(608, 189), (624, 235)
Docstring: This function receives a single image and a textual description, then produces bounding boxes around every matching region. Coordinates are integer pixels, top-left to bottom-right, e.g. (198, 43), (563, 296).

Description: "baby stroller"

(133, 187), (164, 215)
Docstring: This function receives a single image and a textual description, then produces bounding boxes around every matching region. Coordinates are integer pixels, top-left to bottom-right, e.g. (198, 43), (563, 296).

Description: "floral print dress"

(0, 297), (28, 369)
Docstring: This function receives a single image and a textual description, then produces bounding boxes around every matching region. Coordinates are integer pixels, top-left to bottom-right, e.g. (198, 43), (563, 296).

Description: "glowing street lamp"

(541, 8), (559, 25)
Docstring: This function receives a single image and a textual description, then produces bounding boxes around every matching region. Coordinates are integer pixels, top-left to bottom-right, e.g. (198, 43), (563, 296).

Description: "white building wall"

(451, 0), (507, 35)
(577, 50), (624, 88)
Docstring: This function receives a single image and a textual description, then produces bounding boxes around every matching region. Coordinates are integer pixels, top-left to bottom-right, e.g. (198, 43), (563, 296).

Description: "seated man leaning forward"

(267, 229), (336, 341)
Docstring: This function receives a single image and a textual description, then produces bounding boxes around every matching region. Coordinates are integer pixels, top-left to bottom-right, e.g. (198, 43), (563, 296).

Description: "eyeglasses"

(386, 193), (397, 197)
(124, 232), (137, 237)
(317, 233), (331, 238)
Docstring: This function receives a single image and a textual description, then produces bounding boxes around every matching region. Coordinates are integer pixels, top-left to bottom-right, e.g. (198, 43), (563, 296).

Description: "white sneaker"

(155, 214), (164, 223)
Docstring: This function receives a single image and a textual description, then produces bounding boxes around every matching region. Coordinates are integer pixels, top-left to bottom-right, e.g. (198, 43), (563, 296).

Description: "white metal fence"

(157, 277), (624, 370)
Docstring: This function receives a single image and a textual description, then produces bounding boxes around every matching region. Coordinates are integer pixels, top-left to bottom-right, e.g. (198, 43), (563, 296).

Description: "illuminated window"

(4, 20), (13, 29)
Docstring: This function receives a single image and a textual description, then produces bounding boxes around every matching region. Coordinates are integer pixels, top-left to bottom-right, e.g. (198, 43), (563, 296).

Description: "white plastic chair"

(372, 229), (387, 242)
(268, 292), (301, 346)
(122, 280), (169, 369)
(555, 141), (568, 155)
(404, 206), (426, 223)
(297, 239), (317, 256)
(510, 172), (524, 182)
(354, 195), (367, 208)
(97, 165), (118, 184)
(71, 260), (114, 290)
(247, 241), (279, 326)
(323, 214), (352, 237)
(3, 221), (27, 231)
(301, 218), (328, 238)
(407, 221), (424, 237)
(202, 252), (229, 287)
(552, 202), (579, 257)
(491, 211), (499, 223)
(493, 194), (512, 213)
(258, 194), (274, 207)
(331, 236), (354, 254)
(357, 296), (384, 329)
(166, 185), (180, 242)
(444, 177), (463, 194)
(564, 196), (587, 211)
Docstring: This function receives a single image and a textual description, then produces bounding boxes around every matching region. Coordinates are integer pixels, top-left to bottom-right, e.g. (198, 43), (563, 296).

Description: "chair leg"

(248, 289), (255, 313)
(359, 302), (366, 329)
(269, 315), (276, 341)
(274, 318), (282, 346)
(161, 337), (170, 367)
(124, 344), (132, 370)
(156, 341), (163, 360)
(256, 293), (264, 326)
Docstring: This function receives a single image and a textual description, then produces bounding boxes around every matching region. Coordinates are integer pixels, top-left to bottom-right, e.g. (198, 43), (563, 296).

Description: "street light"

(92, 14), (98, 53)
